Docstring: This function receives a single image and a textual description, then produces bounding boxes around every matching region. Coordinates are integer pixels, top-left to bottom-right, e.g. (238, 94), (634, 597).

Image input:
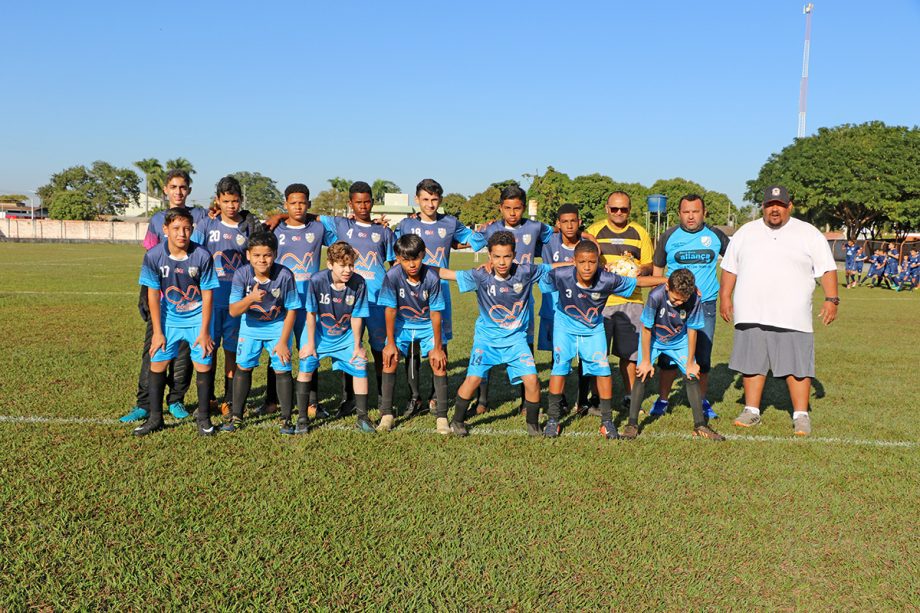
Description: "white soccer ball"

(614, 258), (639, 278)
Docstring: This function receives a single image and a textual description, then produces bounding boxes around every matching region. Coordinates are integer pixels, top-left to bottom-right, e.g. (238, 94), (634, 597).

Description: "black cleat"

(132, 418), (164, 437)
(526, 422), (542, 437)
(403, 397), (423, 419)
(335, 399), (356, 419)
(450, 421), (469, 437)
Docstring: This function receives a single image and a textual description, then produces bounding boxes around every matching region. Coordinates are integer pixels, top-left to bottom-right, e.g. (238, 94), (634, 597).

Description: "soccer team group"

(843, 240), (919, 291)
(123, 170), (737, 441)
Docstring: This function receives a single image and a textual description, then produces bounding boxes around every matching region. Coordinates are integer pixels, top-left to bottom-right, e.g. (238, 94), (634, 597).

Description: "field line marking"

(0, 414), (916, 449)
(0, 290), (136, 296)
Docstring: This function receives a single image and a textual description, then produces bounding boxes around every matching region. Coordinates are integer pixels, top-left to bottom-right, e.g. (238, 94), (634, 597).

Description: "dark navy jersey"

(144, 206), (210, 249)
(480, 219), (553, 265)
(229, 263), (301, 339)
(540, 267), (637, 334)
(396, 214), (486, 268)
(456, 263), (550, 344)
(304, 269), (370, 346)
(191, 217), (251, 308)
(844, 244), (859, 267)
(274, 219), (329, 301)
(854, 250), (868, 266)
(320, 217), (395, 302)
(868, 255), (885, 273)
(640, 284), (705, 349)
(908, 253), (920, 271)
(653, 224), (729, 302)
(139, 242), (220, 327)
(377, 264), (445, 330)
(538, 234), (580, 318)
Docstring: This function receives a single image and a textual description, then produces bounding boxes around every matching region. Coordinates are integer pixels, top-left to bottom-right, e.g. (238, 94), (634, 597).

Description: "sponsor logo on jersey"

(292, 235), (301, 242)
(675, 249), (715, 265)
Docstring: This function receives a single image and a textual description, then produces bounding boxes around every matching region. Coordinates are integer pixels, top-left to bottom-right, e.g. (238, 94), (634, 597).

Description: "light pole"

(798, 3), (814, 138)
(29, 190), (38, 222)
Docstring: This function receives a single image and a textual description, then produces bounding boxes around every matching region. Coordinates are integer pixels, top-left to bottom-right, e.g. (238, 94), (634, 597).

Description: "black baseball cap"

(762, 185), (791, 206)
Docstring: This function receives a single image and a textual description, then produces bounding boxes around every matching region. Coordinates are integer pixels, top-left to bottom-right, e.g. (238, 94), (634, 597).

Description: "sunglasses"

(607, 207), (630, 213)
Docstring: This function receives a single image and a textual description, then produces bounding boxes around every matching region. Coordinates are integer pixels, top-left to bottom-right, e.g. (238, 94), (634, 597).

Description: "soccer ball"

(613, 257), (639, 278)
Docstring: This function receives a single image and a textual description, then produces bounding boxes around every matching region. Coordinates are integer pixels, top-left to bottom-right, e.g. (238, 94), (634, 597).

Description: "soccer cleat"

(429, 399), (438, 413)
(220, 416), (242, 433)
(620, 424), (639, 440)
(168, 402), (190, 420)
(793, 414), (812, 436)
(649, 398), (668, 417)
(403, 398), (422, 419)
(475, 404), (489, 415)
(377, 414), (395, 433)
(450, 421), (469, 437)
(435, 417), (451, 435)
(197, 420), (217, 437)
(600, 420), (619, 440)
(132, 418), (164, 437)
(220, 403), (231, 418)
(692, 425), (725, 441)
(356, 417), (377, 434)
(279, 420), (295, 436)
(295, 419), (310, 435)
(733, 409), (761, 428)
(120, 406), (148, 422)
(587, 406), (602, 417)
(702, 399), (718, 419)
(335, 399), (356, 419)
(543, 418), (561, 438)
(526, 422), (542, 437)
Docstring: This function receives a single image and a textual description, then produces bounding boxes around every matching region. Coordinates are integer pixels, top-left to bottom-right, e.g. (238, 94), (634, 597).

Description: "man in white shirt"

(719, 185), (839, 436)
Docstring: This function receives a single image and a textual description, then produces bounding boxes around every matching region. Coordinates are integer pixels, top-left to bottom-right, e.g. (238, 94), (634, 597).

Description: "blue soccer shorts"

(467, 337), (537, 385)
(657, 301), (715, 373)
(551, 326), (611, 377)
(440, 281), (453, 343)
(212, 307), (241, 352)
(537, 314), (555, 352)
(298, 335), (368, 378)
(639, 337), (693, 376)
(151, 322), (214, 366)
(236, 335), (293, 372)
(364, 304), (387, 352)
(291, 308), (306, 349)
(395, 326), (437, 358)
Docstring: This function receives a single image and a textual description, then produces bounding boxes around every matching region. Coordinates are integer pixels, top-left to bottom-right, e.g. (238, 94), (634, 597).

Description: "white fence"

(0, 219), (147, 243)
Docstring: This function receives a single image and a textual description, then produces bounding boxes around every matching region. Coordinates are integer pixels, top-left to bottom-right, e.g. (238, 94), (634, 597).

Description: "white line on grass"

(0, 414), (916, 449)
(0, 290), (136, 296)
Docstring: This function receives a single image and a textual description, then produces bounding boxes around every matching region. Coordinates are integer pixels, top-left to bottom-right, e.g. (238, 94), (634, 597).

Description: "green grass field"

(0, 242), (917, 610)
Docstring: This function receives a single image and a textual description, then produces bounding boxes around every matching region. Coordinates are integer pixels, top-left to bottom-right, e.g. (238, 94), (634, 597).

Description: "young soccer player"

(621, 269), (724, 441)
(376, 234), (449, 433)
(224, 232), (301, 433)
(860, 249), (887, 288)
(907, 247), (920, 290)
(843, 239), (860, 289)
(884, 243), (900, 289)
(540, 241), (667, 438)
(297, 242), (374, 433)
(273, 183), (330, 418)
(395, 178), (486, 416)
(849, 246), (868, 288)
(319, 182), (396, 413)
(476, 185), (554, 413)
(134, 207), (220, 436)
(438, 230), (556, 437)
(190, 176), (252, 417)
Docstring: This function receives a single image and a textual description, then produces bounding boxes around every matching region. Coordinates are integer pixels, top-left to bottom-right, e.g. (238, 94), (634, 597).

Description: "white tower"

(797, 3), (814, 138)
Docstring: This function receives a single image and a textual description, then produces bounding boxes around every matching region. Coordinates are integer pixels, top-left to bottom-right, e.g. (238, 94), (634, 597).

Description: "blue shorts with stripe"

(395, 325), (437, 358)
(236, 335), (293, 372)
(212, 307), (241, 352)
(467, 337), (537, 385)
(640, 337), (692, 375)
(551, 326), (610, 377)
(151, 322), (213, 366)
(298, 337), (368, 378)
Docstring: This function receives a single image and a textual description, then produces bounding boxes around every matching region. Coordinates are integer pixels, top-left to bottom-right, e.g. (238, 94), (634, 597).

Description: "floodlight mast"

(797, 3), (814, 138)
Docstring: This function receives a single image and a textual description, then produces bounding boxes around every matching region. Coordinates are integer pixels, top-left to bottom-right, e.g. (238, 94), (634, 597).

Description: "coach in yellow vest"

(585, 191), (654, 409)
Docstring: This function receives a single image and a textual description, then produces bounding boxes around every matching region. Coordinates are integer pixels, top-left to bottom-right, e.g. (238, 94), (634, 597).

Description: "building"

(0, 201), (48, 219)
(120, 193), (163, 218)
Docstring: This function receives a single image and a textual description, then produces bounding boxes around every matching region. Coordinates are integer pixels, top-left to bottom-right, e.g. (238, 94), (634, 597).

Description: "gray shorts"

(728, 324), (815, 378)
(602, 303), (643, 361)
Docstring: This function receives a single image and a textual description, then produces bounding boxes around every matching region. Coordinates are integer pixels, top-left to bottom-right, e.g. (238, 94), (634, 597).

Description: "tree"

(527, 166), (572, 224)
(310, 189), (340, 216)
(38, 161), (141, 220)
(371, 179), (400, 204)
(746, 122), (920, 239)
(326, 177), (352, 217)
(48, 190), (95, 220)
(441, 193), (468, 218)
(462, 185), (503, 228)
(647, 178), (736, 227)
(134, 158), (165, 203)
(0, 194), (29, 203)
(230, 171), (283, 217)
(568, 173), (618, 226)
(165, 157), (196, 175)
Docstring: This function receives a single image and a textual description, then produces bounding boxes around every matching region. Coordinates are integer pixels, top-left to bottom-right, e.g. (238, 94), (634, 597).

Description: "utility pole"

(798, 3), (814, 138)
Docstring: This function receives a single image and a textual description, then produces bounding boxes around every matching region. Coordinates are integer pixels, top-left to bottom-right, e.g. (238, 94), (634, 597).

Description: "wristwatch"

(825, 297), (840, 305)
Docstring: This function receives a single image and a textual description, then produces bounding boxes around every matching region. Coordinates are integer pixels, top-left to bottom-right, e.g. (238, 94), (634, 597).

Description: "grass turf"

(0, 242), (917, 609)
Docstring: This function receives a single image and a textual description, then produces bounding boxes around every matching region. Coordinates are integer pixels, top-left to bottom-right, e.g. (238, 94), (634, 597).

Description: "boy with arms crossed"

(377, 234), (449, 433)
(134, 208), (220, 436)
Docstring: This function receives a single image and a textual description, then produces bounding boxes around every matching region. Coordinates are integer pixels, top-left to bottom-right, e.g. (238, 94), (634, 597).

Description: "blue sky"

(2, 0), (917, 207)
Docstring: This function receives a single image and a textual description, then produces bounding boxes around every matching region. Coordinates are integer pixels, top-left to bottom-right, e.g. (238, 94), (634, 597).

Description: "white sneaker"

(793, 413), (812, 436)
(435, 417), (450, 435)
(376, 414), (395, 432)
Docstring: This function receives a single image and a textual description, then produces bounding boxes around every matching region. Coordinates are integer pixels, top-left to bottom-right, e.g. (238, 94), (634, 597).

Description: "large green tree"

(326, 177), (352, 216)
(441, 193), (468, 218)
(745, 121), (920, 239)
(38, 161), (141, 220)
(230, 171), (283, 217)
(527, 166), (572, 224)
(461, 185), (503, 228)
(648, 178), (736, 227)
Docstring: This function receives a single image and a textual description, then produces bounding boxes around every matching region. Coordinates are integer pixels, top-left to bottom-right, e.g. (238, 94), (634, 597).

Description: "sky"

(1, 0), (918, 208)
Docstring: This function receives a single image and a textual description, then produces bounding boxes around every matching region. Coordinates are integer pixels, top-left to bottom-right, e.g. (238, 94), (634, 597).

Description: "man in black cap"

(718, 185), (839, 436)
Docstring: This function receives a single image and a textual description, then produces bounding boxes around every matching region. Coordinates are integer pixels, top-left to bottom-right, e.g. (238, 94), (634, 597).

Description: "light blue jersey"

(139, 242), (220, 328)
(653, 224), (729, 302)
(320, 217), (395, 303)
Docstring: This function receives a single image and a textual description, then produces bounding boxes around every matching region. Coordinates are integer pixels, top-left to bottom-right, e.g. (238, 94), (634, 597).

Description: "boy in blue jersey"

(134, 208), (220, 436)
(438, 231), (555, 437)
(298, 242), (375, 433)
(849, 246), (868, 288)
(377, 234), (450, 433)
(476, 185), (554, 414)
(843, 239), (860, 288)
(273, 183), (330, 418)
(540, 241), (667, 438)
(621, 269), (724, 441)
(650, 194), (729, 419)
(883, 243), (900, 289)
(319, 181), (396, 413)
(860, 248), (888, 288)
(907, 248), (920, 290)
(224, 232), (301, 433)
(395, 178), (486, 415)
(190, 176), (251, 417)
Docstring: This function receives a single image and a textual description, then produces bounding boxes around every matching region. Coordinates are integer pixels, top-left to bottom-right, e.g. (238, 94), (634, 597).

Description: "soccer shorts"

(440, 281), (453, 343)
(467, 337), (536, 385)
(395, 326), (437, 358)
(658, 300), (715, 373)
(291, 309), (306, 349)
(151, 322), (213, 366)
(236, 335), (294, 372)
(299, 340), (368, 378)
(537, 314), (554, 352)
(364, 304), (387, 352)
(603, 302), (643, 361)
(551, 326), (610, 377)
(637, 337), (692, 376)
(526, 300), (535, 345)
(212, 307), (240, 352)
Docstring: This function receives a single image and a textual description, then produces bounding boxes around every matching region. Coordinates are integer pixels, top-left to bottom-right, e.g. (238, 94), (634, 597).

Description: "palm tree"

(165, 157), (196, 175)
(134, 158), (165, 213)
(328, 177), (351, 217)
(371, 179), (400, 204)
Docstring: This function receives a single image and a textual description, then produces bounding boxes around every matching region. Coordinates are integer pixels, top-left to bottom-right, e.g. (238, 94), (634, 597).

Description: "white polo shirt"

(721, 217), (836, 333)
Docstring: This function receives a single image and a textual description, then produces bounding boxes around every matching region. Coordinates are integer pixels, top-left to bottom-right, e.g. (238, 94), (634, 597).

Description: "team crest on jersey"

(271, 288), (281, 298)
(522, 234), (532, 245)
(701, 236), (712, 247)
(591, 292), (601, 300)
(438, 228), (447, 238)
(305, 233), (315, 243)
(679, 310), (686, 320)
(188, 266), (199, 278)
(345, 295), (355, 306)
(235, 234), (246, 246)
(513, 283), (523, 293)
(371, 233), (381, 243)
(422, 290), (428, 300)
